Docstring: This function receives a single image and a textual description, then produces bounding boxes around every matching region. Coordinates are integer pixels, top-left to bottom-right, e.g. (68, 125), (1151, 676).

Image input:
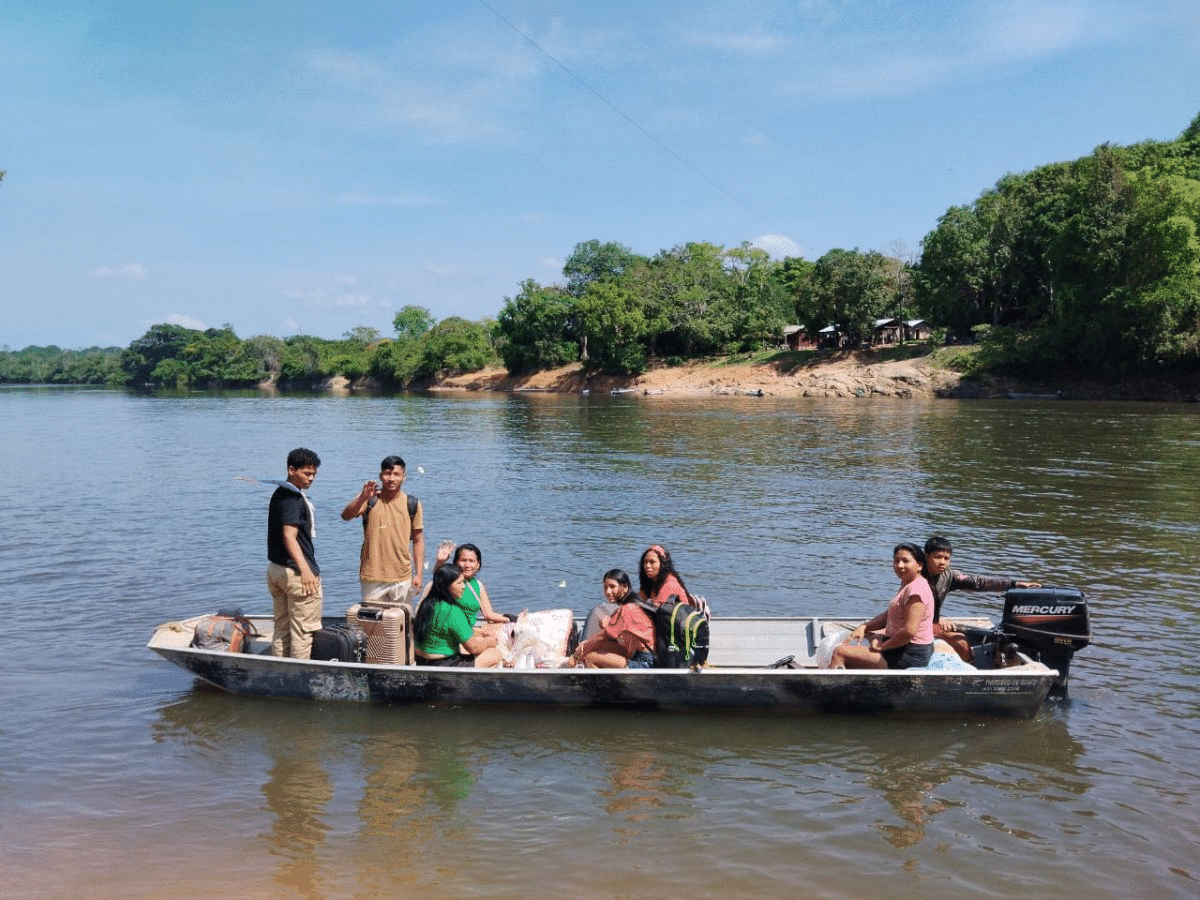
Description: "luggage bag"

(346, 601), (413, 665)
(310, 623), (367, 663)
(191, 608), (258, 653)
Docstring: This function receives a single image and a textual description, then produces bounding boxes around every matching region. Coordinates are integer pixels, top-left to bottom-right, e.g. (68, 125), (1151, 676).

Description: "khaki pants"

(267, 563), (323, 659)
(360, 578), (413, 612)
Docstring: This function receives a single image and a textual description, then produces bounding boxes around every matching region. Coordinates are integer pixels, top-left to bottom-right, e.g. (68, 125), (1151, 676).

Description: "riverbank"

(422, 348), (1199, 402)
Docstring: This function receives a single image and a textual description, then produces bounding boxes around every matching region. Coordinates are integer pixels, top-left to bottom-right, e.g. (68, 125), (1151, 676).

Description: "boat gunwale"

(148, 613), (1058, 682)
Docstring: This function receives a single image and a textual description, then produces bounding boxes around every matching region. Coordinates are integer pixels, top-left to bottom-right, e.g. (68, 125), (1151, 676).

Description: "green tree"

(149, 357), (191, 388)
(240, 335), (286, 381)
(366, 339), (415, 386)
(278, 335), (328, 386)
(804, 249), (893, 345)
(563, 239), (643, 297)
(576, 281), (647, 374)
(562, 239), (645, 360)
(494, 280), (578, 374)
(626, 242), (732, 357)
(392, 306), (435, 341)
(725, 243), (790, 352)
(416, 317), (495, 378)
(182, 326), (244, 386)
(121, 324), (199, 386)
(372, 306), (437, 383)
(344, 325), (382, 345)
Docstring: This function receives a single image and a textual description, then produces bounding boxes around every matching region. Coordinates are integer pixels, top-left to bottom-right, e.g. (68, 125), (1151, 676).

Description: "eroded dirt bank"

(337, 350), (1197, 402)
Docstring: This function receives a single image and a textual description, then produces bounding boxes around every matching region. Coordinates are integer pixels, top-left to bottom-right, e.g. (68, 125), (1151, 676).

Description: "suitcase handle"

(358, 607), (383, 621)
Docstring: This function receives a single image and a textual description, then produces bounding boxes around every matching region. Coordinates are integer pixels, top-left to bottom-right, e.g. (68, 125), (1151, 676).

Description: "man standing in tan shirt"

(341, 455), (425, 608)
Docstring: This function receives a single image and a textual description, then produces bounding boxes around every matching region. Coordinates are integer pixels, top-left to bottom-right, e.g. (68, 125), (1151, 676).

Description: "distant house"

(872, 317), (902, 345)
(870, 317), (933, 345)
(903, 319), (932, 342)
(818, 324), (841, 349)
(782, 325), (807, 351)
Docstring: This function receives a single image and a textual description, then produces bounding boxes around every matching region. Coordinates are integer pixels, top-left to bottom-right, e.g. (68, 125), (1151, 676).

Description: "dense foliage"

(913, 114), (1200, 376)
(7, 113), (1198, 387)
(0, 344), (123, 384)
(496, 240), (799, 375)
(96, 312), (502, 390)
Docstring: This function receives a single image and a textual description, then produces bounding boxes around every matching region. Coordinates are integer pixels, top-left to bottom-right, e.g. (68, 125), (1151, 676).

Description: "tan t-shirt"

(358, 494), (423, 583)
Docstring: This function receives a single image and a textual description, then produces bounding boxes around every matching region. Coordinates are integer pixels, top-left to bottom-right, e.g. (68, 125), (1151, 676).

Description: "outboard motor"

(1001, 587), (1092, 697)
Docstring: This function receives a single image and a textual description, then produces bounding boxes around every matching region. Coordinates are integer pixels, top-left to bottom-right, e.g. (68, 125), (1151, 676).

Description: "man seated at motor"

(564, 569), (656, 669)
(413, 563), (502, 668)
(923, 535), (1041, 663)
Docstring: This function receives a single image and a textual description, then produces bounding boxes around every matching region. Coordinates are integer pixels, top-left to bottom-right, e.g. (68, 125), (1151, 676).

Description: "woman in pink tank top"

(828, 542), (936, 670)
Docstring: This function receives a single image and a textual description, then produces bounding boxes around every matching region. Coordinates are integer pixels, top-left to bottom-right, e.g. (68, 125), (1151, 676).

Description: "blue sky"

(2, 0), (1198, 350)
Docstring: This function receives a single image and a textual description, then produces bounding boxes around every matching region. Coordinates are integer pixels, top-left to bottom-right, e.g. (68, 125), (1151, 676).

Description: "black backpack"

(638, 596), (710, 668)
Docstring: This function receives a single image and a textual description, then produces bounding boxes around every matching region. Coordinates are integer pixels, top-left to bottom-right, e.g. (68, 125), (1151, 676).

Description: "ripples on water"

(1, 387), (1198, 899)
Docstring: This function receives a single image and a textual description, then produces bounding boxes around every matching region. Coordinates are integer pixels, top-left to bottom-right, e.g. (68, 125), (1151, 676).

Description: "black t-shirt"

(267, 486), (319, 575)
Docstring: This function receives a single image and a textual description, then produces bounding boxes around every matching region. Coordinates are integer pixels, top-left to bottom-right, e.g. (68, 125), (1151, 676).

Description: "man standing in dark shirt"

(267, 448), (322, 658)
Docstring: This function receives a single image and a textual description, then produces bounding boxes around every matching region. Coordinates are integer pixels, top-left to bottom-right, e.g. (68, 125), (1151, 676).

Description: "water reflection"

(262, 738), (334, 899)
(599, 750), (669, 821)
(10, 387), (1200, 899)
(871, 759), (951, 849)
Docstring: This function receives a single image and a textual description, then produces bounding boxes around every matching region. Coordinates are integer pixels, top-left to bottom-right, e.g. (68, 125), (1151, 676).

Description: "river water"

(1, 386), (1197, 899)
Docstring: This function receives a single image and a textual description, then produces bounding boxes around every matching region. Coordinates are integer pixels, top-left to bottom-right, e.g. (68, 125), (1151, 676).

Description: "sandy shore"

(428, 351), (974, 399)
(338, 348), (1195, 402)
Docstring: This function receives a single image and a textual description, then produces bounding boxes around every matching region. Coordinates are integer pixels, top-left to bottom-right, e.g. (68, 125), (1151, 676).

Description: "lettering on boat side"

(1010, 605), (1079, 615)
(973, 680), (1027, 694)
(376, 673), (432, 689)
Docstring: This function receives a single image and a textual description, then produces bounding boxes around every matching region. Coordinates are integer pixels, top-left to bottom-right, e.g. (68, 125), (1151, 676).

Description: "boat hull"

(149, 615), (1057, 717)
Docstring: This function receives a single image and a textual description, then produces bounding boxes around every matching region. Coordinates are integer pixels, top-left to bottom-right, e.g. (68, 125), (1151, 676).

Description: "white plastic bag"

(503, 609), (575, 667)
(815, 626), (851, 669)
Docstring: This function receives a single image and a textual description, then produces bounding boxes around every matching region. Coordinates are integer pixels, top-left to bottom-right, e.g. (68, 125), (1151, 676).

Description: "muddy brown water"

(2, 387), (1197, 899)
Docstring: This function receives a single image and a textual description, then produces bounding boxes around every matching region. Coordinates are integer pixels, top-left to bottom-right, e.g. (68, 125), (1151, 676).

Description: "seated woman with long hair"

(638, 544), (692, 606)
(827, 543), (935, 670)
(433, 540), (510, 627)
(581, 567), (637, 640)
(564, 569), (656, 669)
(413, 563), (502, 668)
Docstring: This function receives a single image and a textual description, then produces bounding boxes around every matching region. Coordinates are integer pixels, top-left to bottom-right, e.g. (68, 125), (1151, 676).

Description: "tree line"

(4, 112), (1197, 387)
(917, 113), (1200, 377)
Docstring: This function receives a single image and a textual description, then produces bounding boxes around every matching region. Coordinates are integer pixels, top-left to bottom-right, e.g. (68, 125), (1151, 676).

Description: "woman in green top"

(433, 541), (510, 628)
(413, 563), (502, 668)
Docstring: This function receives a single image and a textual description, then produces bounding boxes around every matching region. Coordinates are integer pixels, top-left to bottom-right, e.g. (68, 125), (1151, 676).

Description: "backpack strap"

(362, 494), (419, 532)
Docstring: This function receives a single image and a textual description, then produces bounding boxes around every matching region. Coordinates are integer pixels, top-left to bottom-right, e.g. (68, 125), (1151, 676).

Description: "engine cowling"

(1001, 587), (1092, 696)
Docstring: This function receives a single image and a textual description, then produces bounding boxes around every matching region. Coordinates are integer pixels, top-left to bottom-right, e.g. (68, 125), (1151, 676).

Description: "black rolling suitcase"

(310, 623), (367, 662)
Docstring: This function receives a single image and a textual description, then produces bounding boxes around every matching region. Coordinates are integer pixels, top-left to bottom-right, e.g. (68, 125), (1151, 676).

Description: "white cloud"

(751, 233), (805, 259)
(539, 257), (561, 270)
(425, 263), (455, 277)
(680, 25), (791, 57)
(166, 313), (207, 330)
(977, 1), (1105, 61)
(780, 0), (1135, 101)
(291, 289), (376, 310)
(302, 21), (546, 147)
(89, 263), (147, 281)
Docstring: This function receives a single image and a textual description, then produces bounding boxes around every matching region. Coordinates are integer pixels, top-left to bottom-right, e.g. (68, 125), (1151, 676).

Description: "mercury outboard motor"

(1000, 587), (1092, 697)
